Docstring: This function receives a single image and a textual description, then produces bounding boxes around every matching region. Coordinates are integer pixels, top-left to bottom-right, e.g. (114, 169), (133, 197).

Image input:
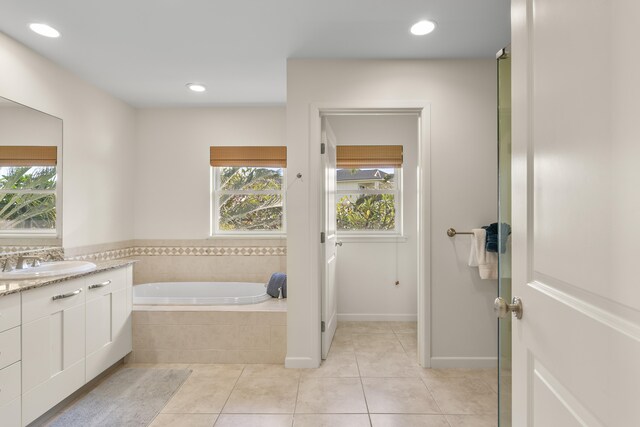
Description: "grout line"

(214, 365), (246, 424)
(420, 375), (447, 417)
(291, 370), (302, 426)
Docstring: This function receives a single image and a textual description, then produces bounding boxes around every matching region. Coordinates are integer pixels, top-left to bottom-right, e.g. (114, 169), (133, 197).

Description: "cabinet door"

(85, 268), (130, 381)
(22, 279), (86, 426)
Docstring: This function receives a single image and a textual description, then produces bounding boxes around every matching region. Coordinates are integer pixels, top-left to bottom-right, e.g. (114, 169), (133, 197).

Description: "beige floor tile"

(162, 376), (238, 414)
(301, 353), (360, 378)
(190, 364), (246, 378)
(124, 363), (192, 370)
(420, 368), (496, 382)
(352, 334), (406, 354)
(362, 378), (440, 414)
(240, 363), (301, 379)
(356, 352), (422, 378)
(296, 377), (368, 414)
(423, 377), (497, 415)
(389, 322), (418, 333)
(446, 414), (498, 427)
(150, 413), (218, 427)
(337, 321), (394, 335)
(396, 332), (417, 352)
(370, 414), (449, 427)
(328, 339), (355, 354)
(214, 414), (294, 427)
(293, 414), (371, 427)
(223, 376), (299, 413)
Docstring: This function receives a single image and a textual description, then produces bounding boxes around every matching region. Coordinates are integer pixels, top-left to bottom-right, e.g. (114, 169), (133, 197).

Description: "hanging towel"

(482, 222), (512, 253)
(469, 229), (498, 280)
(266, 273), (287, 298)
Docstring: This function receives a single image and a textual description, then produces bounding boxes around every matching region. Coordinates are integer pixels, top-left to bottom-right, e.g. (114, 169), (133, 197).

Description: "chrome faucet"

(16, 255), (41, 270)
(1, 258), (13, 272)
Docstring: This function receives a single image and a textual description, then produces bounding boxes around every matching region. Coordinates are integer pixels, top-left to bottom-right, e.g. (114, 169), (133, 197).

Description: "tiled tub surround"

(132, 239), (286, 285)
(61, 239), (287, 285)
(132, 300), (287, 364)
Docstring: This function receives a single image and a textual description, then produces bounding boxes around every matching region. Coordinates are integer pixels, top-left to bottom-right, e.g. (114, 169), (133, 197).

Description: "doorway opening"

(314, 104), (431, 367)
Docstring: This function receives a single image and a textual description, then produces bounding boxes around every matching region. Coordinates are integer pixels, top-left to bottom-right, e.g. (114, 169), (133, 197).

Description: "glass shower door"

(497, 47), (512, 427)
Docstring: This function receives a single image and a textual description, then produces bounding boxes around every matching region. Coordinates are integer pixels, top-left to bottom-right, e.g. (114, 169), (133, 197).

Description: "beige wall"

(286, 59), (498, 368)
(0, 32), (136, 250)
(134, 107), (286, 240)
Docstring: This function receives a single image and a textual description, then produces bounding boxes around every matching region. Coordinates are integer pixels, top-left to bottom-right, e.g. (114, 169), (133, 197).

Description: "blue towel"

(266, 273), (287, 298)
(482, 223), (511, 254)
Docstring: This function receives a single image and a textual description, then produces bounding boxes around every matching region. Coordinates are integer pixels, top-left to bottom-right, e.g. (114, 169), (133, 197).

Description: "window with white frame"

(210, 146), (287, 235)
(335, 145), (403, 235)
(0, 146), (58, 235)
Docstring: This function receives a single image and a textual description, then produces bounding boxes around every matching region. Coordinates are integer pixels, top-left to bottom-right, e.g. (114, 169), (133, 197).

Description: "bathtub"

(131, 281), (287, 364)
(133, 281), (272, 305)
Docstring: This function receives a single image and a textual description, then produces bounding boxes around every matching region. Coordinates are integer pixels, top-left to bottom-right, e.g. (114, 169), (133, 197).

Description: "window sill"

(336, 235), (409, 244)
(0, 232), (59, 238)
(208, 235), (287, 240)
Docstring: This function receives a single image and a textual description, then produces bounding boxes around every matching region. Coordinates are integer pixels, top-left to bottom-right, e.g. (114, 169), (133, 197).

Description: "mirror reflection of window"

(0, 146), (58, 235)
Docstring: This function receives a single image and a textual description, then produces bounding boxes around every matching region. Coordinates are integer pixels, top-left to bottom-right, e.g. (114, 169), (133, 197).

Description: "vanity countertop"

(0, 259), (137, 297)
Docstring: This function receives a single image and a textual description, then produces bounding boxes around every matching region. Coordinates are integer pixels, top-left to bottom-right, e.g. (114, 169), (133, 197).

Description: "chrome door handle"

(52, 289), (82, 301)
(335, 241), (343, 247)
(88, 280), (111, 290)
(494, 296), (523, 319)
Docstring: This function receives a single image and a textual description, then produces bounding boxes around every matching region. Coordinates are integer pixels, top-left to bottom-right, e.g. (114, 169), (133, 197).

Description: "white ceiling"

(0, 0), (510, 107)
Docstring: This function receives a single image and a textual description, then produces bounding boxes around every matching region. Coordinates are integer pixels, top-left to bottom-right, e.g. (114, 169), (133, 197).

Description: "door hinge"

(320, 142), (326, 154)
(321, 321), (326, 332)
(320, 231), (325, 243)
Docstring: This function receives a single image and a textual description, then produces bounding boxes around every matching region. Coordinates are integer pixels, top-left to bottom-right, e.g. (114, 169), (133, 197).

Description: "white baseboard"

(285, 356), (318, 369)
(337, 313), (417, 322)
(430, 356), (497, 369)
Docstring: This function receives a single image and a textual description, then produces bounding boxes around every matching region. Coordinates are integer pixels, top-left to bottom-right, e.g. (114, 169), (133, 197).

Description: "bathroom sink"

(0, 261), (97, 280)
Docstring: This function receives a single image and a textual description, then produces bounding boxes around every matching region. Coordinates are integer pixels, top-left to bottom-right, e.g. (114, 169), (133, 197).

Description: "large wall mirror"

(0, 96), (63, 252)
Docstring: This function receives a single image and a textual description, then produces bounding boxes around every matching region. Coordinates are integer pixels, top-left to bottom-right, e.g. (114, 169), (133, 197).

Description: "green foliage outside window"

(337, 194), (396, 231)
(0, 166), (57, 230)
(217, 167), (284, 231)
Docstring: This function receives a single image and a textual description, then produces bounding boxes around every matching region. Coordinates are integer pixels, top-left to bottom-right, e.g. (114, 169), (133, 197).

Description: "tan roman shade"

(0, 146), (57, 166)
(210, 146), (287, 167)
(336, 145), (403, 168)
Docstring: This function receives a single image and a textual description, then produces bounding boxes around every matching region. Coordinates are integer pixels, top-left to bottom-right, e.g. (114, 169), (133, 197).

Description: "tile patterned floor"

(48, 322), (499, 427)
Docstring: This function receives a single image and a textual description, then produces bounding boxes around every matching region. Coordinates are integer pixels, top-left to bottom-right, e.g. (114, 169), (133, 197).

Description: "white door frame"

(310, 101), (432, 367)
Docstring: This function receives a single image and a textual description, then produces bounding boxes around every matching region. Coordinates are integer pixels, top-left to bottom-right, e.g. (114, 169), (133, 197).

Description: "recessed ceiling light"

(186, 83), (206, 93)
(29, 23), (61, 38)
(410, 20), (436, 36)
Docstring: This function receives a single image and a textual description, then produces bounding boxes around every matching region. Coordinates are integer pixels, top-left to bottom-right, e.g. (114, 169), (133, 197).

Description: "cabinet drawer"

(0, 326), (20, 370)
(0, 361), (21, 403)
(0, 293), (21, 333)
(22, 278), (85, 324)
(86, 269), (125, 300)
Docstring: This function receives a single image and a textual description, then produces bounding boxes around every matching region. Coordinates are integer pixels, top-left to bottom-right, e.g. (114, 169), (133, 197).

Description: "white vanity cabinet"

(21, 277), (87, 426)
(19, 264), (133, 426)
(0, 293), (22, 427)
(85, 266), (132, 381)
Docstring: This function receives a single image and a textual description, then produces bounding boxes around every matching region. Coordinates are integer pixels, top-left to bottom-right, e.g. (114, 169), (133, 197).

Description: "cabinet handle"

(52, 289), (82, 301)
(88, 280), (111, 290)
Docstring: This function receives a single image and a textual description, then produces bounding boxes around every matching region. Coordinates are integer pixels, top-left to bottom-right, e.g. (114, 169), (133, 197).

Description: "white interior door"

(512, 0), (640, 425)
(321, 116), (338, 359)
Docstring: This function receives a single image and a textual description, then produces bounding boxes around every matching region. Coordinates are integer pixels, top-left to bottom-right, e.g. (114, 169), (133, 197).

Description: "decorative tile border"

(68, 245), (286, 261)
(70, 247), (136, 262)
(133, 246), (286, 257)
